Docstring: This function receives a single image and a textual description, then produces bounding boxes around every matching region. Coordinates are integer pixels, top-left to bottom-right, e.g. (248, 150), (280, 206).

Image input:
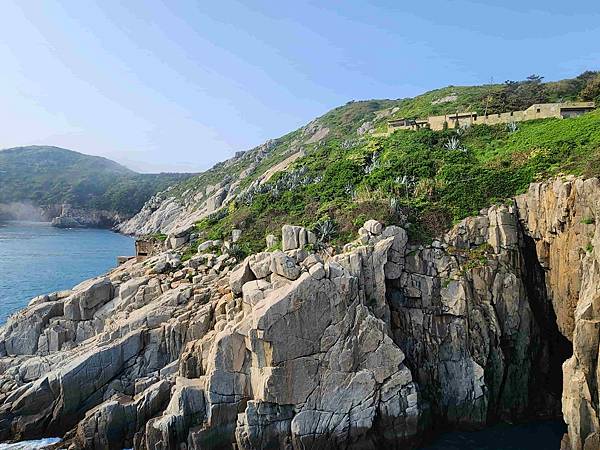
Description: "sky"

(0, 1), (598, 173)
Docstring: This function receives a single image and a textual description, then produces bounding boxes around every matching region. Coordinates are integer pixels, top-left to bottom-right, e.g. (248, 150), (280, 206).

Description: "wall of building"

(388, 102), (595, 133)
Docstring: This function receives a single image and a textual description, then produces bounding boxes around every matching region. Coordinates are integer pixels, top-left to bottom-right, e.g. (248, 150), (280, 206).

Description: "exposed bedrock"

(0, 176), (598, 449)
(515, 178), (600, 450)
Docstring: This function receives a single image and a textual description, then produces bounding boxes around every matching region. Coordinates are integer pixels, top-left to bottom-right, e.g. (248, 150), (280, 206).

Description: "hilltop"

(120, 71), (600, 255)
(0, 146), (193, 224)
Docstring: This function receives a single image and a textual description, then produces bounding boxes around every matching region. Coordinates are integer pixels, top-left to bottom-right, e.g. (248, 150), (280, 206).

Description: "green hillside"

(0, 146), (192, 215)
(173, 72), (600, 257)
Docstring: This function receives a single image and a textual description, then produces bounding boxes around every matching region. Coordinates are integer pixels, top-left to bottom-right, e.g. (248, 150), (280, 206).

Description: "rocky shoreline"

(49, 204), (125, 229)
(0, 177), (599, 449)
(0, 203), (124, 230)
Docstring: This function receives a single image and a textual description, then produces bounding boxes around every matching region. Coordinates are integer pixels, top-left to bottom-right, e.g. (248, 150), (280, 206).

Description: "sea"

(0, 221), (133, 324)
(419, 419), (566, 449)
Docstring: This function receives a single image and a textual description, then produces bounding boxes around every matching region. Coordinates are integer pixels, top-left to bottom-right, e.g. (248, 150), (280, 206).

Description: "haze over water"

(0, 221), (133, 323)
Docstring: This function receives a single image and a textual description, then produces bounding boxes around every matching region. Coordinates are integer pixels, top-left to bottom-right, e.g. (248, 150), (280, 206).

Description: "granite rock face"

(50, 204), (123, 229)
(515, 178), (600, 450)
(117, 141), (282, 236)
(1, 177), (600, 449)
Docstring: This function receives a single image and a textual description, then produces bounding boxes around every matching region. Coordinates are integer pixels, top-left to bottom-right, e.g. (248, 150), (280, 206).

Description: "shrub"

(580, 74), (600, 102)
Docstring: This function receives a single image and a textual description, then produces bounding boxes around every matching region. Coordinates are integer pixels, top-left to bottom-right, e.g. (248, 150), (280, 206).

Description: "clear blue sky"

(1, 1), (598, 172)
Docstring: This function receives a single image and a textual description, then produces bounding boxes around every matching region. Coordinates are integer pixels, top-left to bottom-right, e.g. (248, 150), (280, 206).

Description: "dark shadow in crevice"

(520, 229), (573, 418)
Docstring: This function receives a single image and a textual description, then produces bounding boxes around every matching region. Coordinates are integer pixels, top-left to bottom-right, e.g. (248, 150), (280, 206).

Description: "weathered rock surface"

(281, 225), (316, 251)
(515, 177), (600, 450)
(50, 204), (123, 229)
(2, 177), (600, 449)
(117, 140), (282, 236)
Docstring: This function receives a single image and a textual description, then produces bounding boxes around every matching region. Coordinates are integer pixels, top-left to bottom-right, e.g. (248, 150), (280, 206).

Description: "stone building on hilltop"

(388, 101), (596, 133)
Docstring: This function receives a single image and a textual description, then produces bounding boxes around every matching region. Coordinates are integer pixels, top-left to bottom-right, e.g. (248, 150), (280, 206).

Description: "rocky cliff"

(50, 204), (124, 229)
(0, 202), (122, 228)
(0, 176), (599, 449)
(116, 132), (312, 236)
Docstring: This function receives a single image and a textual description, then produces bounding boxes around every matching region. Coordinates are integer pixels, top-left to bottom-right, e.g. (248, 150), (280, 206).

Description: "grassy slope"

(192, 109), (600, 257)
(165, 73), (597, 213)
(0, 146), (193, 215)
(123, 72), (597, 258)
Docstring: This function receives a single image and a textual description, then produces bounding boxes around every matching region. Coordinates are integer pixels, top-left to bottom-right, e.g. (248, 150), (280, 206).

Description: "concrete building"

(387, 101), (596, 133)
(117, 238), (161, 265)
(387, 118), (429, 131)
(135, 239), (154, 258)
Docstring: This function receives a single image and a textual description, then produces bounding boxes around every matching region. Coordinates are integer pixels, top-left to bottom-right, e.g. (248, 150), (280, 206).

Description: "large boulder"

(281, 225), (316, 251)
(63, 278), (114, 321)
(206, 187), (228, 213)
(0, 301), (64, 356)
(270, 251), (301, 280)
(230, 259), (255, 295)
(248, 252), (273, 279)
(364, 219), (383, 235)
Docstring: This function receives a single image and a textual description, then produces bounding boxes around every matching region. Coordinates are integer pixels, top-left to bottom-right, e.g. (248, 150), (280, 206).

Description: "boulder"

(308, 262), (326, 280)
(249, 252), (272, 279)
(301, 253), (322, 269)
(64, 278), (114, 321)
(1, 301), (64, 355)
(206, 187), (228, 213)
(364, 219), (383, 235)
(281, 225), (316, 251)
(167, 235), (188, 249)
(198, 240), (215, 252)
(270, 251), (301, 280)
(242, 279), (272, 307)
(281, 225), (301, 251)
(230, 259), (255, 295)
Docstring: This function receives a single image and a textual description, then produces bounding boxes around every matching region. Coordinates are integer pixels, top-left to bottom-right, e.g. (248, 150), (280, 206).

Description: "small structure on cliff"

(135, 238), (156, 258)
(388, 101), (596, 133)
(117, 237), (162, 265)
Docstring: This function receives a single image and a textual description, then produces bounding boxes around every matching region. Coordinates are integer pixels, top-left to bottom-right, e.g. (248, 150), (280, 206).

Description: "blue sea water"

(0, 221), (134, 323)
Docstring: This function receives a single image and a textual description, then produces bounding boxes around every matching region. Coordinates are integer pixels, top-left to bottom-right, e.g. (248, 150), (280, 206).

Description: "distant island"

(0, 146), (193, 228)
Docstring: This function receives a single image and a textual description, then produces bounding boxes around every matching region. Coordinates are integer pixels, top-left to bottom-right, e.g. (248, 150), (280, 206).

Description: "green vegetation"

(128, 71), (598, 257)
(449, 243), (493, 275)
(0, 146), (192, 215)
(194, 107), (600, 254)
(581, 217), (596, 225)
(164, 73), (599, 222)
(579, 72), (600, 103)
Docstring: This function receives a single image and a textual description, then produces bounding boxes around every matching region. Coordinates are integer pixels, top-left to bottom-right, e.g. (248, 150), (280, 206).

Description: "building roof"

(446, 112), (477, 118)
(559, 101), (596, 110)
